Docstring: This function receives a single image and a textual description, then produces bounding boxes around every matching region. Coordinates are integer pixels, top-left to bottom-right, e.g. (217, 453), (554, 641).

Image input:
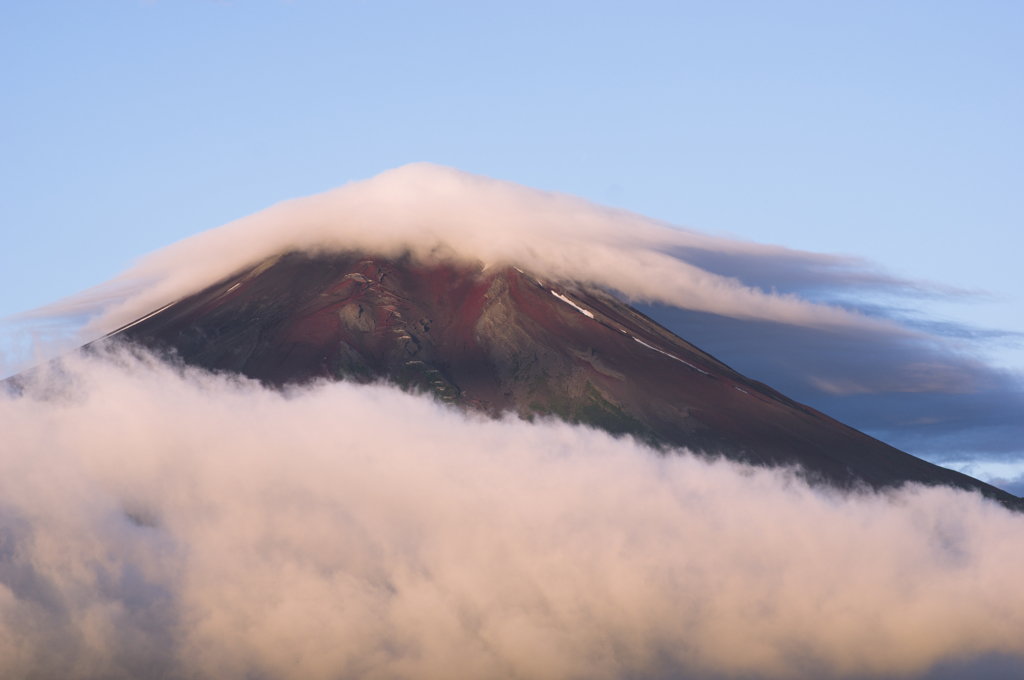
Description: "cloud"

(23, 163), (909, 342)
(660, 244), (977, 302)
(639, 305), (1024, 467)
(2, 347), (1023, 680)
(3, 162), (1021, 481)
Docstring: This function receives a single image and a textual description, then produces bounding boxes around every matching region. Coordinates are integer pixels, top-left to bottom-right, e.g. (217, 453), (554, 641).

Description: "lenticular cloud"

(2, 348), (1023, 680)
(40, 163), (907, 342)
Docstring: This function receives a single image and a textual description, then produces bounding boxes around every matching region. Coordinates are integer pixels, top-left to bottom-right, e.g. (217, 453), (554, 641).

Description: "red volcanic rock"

(104, 251), (1017, 505)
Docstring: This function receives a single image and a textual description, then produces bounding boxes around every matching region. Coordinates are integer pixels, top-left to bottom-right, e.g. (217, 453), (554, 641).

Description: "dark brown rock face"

(100, 251), (1017, 504)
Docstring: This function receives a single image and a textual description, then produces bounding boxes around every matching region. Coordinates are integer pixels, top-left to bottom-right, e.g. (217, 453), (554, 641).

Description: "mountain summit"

(95, 250), (1017, 506)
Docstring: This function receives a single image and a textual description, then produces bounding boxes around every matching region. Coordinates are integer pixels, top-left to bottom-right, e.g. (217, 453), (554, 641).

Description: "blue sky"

(2, 1), (1022, 481)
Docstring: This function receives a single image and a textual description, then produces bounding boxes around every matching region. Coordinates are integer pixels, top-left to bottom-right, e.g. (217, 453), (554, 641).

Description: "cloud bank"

(2, 348), (1023, 680)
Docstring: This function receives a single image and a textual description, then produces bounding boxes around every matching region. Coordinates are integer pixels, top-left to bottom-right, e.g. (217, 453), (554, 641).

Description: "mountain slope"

(82, 250), (1018, 506)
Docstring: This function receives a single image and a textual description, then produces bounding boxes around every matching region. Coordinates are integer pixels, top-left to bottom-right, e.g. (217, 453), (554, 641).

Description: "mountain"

(69, 249), (1015, 507)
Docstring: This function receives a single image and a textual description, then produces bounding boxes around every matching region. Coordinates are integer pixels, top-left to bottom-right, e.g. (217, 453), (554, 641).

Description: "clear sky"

(2, 2), (1022, 471)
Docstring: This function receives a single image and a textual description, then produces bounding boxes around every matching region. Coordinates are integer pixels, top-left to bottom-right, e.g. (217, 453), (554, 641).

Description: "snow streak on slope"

(1, 348), (1022, 680)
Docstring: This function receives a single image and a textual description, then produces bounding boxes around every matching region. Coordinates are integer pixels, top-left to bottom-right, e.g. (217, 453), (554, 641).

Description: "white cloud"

(27, 163), (907, 344)
(2, 348), (1022, 679)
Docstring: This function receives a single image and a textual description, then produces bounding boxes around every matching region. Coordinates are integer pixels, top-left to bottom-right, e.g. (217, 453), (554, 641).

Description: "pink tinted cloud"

(1, 348), (1022, 679)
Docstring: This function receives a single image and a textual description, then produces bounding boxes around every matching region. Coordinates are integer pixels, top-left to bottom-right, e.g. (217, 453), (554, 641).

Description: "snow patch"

(551, 291), (595, 319)
(632, 337), (710, 375)
(109, 301), (176, 335)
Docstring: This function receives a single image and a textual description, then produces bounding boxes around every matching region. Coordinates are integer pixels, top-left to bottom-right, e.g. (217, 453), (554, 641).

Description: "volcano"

(79, 249), (1016, 506)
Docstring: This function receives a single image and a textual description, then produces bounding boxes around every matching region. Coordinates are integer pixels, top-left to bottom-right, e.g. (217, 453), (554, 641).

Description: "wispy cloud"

(1, 348), (1023, 680)
(640, 305), (1024, 466)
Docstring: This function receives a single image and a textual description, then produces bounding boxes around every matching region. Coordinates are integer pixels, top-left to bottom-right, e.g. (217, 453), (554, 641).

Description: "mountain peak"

(98, 250), (1019, 507)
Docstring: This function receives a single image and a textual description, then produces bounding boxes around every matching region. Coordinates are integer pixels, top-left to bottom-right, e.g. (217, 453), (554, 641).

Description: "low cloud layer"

(2, 348), (1023, 680)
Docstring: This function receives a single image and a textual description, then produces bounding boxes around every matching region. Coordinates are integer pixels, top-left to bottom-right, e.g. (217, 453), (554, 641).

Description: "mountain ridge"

(8, 246), (1015, 507)
(33, 249), (1009, 509)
